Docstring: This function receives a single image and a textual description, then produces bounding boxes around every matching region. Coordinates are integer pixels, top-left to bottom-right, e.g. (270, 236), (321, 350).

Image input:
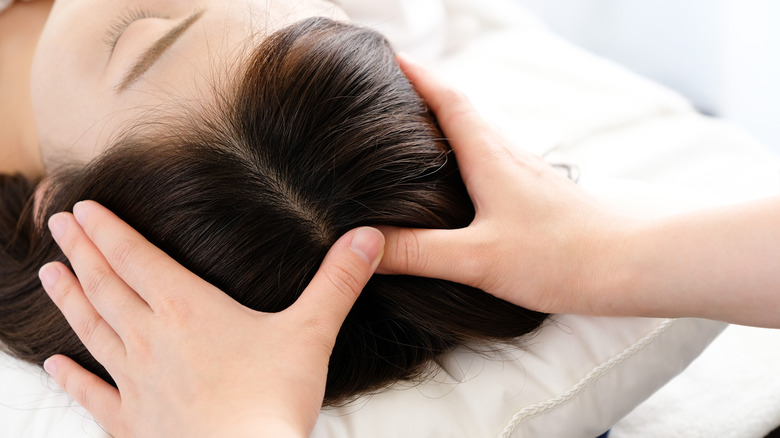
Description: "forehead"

(114, 1), (346, 124)
(32, 0), (347, 169)
(117, 0), (349, 109)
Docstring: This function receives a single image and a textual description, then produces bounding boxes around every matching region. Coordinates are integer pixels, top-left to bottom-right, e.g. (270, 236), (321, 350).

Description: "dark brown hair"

(0, 18), (547, 405)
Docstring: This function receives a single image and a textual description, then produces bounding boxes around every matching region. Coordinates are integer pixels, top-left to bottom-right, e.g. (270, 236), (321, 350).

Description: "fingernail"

(350, 227), (384, 265)
(43, 357), (57, 376)
(72, 201), (89, 226)
(48, 214), (67, 241)
(39, 263), (61, 290)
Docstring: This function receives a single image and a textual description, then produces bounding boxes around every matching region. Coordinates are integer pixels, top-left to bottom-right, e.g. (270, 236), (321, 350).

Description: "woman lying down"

(0, 0), (547, 405)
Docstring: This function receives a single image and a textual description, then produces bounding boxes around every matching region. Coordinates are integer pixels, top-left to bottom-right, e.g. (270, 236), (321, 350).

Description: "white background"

(514, 0), (780, 153)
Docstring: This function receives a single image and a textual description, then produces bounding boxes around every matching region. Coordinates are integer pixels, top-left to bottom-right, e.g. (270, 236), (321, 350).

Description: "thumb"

(378, 226), (484, 286)
(290, 227), (384, 340)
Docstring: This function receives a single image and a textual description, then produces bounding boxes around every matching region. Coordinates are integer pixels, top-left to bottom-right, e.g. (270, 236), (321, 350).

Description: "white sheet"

(2, 1), (779, 437)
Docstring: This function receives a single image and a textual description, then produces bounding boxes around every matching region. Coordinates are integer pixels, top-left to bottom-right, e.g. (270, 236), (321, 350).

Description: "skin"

(2, 2), (372, 436)
(379, 55), (780, 329)
(1, 0), (347, 173)
(0, 0), (48, 176)
(41, 201), (385, 438)
(35, 52), (780, 438)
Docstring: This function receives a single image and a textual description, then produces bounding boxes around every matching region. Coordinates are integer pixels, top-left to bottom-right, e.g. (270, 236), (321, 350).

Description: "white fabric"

(0, 317), (725, 438)
(612, 324), (780, 438)
(312, 317), (723, 438)
(2, 1), (780, 437)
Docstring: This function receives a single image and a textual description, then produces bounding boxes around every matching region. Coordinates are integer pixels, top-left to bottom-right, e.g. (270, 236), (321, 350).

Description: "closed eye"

(104, 7), (166, 53)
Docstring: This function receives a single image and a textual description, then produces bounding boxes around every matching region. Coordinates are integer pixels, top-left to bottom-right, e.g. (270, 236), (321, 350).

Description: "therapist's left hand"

(38, 201), (384, 438)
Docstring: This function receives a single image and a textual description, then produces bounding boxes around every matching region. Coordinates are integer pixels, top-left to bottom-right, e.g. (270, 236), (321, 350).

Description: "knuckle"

(109, 239), (141, 273)
(65, 373), (92, 405)
(124, 329), (153, 360)
(395, 229), (425, 274)
(156, 296), (195, 325)
(50, 275), (83, 312)
(81, 266), (114, 299)
(324, 260), (364, 303)
(75, 313), (103, 347)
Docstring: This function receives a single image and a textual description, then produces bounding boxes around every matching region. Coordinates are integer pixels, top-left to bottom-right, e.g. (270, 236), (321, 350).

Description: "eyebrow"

(117, 10), (205, 92)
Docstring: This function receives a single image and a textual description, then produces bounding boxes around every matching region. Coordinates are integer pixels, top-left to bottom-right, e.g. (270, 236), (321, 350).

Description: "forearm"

(379, 57), (780, 328)
(598, 196), (780, 327)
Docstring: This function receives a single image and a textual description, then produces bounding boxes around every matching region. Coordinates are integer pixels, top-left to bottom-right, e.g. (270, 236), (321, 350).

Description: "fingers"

(39, 262), (125, 367)
(396, 54), (500, 181)
(377, 226), (485, 286)
(397, 54), (518, 212)
(290, 227), (384, 342)
(70, 201), (214, 307)
(397, 53), (484, 133)
(43, 355), (121, 433)
(48, 212), (149, 333)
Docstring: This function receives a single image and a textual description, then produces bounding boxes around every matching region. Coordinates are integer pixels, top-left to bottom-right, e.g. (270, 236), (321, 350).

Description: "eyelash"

(104, 7), (157, 52)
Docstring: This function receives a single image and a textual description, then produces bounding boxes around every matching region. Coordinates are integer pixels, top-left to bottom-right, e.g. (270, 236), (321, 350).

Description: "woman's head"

(5, 18), (547, 405)
(31, 0), (346, 168)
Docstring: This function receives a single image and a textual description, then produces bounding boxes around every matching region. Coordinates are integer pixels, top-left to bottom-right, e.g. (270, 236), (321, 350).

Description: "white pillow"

(312, 317), (724, 438)
(0, 316), (725, 438)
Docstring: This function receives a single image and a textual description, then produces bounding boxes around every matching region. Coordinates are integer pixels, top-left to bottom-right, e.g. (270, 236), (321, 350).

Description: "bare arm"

(606, 199), (780, 327)
(380, 54), (780, 328)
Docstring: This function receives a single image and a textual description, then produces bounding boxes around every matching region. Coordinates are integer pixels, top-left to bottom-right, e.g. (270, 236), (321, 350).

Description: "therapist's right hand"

(380, 55), (633, 316)
(39, 201), (384, 438)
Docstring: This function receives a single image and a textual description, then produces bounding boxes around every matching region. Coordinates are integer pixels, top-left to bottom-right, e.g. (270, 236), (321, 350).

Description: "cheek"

(30, 2), (144, 168)
(31, 27), (107, 165)
(31, 1), (112, 101)
(30, 61), (77, 160)
(32, 77), (105, 169)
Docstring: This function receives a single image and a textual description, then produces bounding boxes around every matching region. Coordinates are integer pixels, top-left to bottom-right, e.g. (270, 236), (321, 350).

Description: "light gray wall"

(514, 0), (780, 152)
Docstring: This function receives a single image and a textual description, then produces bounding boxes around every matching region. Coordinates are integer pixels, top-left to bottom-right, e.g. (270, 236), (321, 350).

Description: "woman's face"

(31, 0), (347, 167)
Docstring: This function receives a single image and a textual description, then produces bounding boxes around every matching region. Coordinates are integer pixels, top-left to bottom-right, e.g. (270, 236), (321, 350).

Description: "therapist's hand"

(39, 201), (384, 438)
(380, 55), (633, 316)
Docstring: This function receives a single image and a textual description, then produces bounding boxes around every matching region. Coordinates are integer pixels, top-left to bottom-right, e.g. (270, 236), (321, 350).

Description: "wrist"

(575, 212), (644, 317)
